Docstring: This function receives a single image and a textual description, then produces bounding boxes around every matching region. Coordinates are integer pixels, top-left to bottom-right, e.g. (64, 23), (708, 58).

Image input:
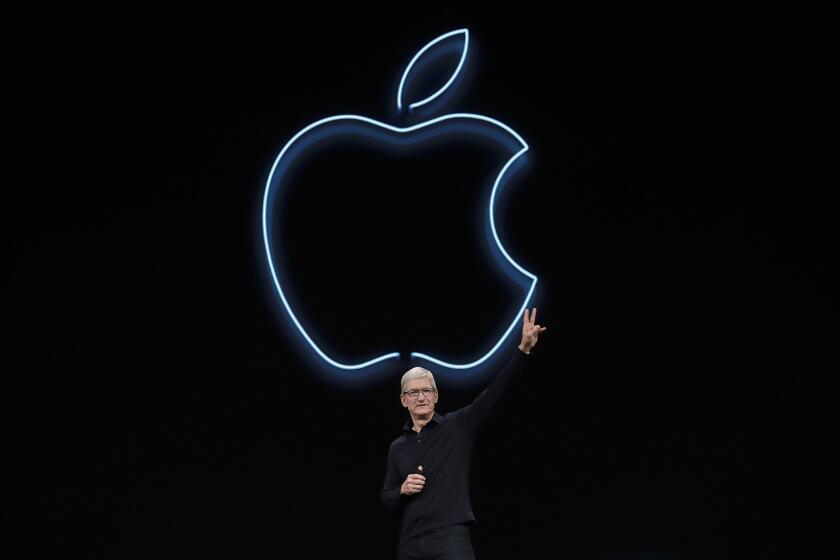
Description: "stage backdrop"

(7, 6), (834, 559)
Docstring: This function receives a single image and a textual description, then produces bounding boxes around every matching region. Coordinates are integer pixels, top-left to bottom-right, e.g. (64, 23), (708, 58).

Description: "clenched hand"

(400, 473), (426, 496)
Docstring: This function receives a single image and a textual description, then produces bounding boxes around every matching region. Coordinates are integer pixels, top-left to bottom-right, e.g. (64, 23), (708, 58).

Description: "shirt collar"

(403, 412), (444, 433)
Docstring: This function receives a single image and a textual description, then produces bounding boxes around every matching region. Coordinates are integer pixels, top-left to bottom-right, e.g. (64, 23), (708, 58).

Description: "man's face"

(401, 379), (438, 416)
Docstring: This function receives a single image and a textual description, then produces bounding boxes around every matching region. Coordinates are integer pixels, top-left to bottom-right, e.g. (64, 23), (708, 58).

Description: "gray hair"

(400, 366), (437, 394)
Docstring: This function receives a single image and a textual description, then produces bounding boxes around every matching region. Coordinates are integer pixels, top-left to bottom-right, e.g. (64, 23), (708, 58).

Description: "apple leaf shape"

(397, 29), (469, 113)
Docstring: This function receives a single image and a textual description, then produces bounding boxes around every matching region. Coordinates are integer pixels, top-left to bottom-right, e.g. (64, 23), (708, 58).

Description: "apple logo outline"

(261, 28), (538, 373)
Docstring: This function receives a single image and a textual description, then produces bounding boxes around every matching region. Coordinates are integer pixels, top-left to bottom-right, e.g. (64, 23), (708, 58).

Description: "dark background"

(6, 5), (835, 559)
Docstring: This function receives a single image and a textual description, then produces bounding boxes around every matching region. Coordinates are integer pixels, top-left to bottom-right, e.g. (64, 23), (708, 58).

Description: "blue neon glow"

(262, 29), (538, 373)
(397, 29), (469, 113)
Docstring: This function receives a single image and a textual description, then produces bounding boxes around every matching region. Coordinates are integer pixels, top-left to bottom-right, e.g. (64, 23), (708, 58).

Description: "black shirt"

(380, 347), (532, 543)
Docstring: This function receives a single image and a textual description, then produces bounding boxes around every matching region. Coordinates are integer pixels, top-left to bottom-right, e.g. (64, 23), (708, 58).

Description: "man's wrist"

(518, 343), (531, 355)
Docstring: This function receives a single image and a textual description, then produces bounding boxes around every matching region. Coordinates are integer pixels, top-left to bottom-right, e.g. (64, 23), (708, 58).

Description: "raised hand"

(519, 307), (547, 354)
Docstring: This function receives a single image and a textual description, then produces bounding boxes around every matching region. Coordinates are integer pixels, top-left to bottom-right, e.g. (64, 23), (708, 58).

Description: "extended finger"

(531, 307), (537, 325)
(523, 308), (530, 325)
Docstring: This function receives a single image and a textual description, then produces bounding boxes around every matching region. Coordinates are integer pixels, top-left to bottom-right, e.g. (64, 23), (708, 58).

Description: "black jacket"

(380, 347), (532, 543)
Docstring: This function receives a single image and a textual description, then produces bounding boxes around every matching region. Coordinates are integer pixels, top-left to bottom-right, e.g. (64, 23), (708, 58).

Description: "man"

(381, 308), (547, 560)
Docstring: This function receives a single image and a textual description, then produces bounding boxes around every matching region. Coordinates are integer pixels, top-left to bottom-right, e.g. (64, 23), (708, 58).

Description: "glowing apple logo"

(261, 28), (538, 375)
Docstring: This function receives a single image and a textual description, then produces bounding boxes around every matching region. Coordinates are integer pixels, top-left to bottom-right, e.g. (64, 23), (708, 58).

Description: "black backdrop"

(7, 6), (835, 559)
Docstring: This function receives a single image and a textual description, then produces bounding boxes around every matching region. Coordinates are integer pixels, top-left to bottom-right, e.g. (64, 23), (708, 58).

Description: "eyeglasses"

(403, 388), (436, 400)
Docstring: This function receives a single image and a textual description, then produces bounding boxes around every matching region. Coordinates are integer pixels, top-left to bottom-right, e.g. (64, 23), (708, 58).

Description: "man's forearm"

(381, 487), (405, 512)
(456, 345), (531, 433)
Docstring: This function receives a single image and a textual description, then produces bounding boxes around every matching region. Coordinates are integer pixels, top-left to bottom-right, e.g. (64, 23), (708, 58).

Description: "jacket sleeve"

(455, 346), (532, 434)
(380, 443), (405, 513)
